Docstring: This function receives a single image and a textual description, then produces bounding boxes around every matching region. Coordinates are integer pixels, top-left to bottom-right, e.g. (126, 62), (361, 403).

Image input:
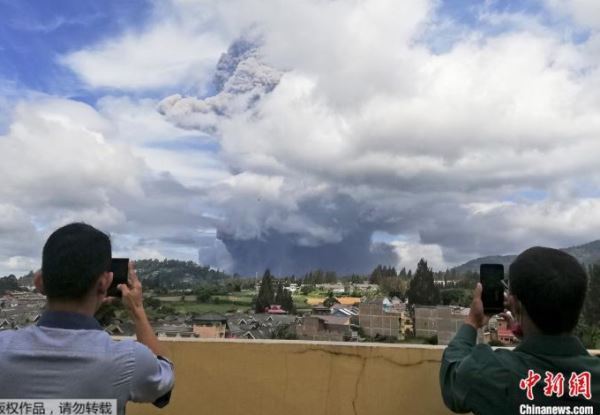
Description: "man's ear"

(34, 270), (45, 295)
(97, 272), (113, 295)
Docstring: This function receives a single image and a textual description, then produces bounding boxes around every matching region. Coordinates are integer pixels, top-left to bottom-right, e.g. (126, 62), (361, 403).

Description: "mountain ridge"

(452, 239), (600, 274)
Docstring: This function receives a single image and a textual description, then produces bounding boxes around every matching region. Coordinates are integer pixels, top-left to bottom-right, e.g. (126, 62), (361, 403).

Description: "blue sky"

(0, 0), (558, 105)
(0, 0), (152, 100)
(0, 0), (585, 111)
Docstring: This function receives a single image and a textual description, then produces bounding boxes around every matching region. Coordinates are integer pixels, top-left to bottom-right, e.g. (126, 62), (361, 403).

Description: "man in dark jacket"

(440, 246), (599, 414)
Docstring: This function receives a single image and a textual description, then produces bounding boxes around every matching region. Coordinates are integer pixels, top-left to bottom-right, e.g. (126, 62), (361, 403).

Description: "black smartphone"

(108, 258), (129, 297)
(480, 263), (505, 314)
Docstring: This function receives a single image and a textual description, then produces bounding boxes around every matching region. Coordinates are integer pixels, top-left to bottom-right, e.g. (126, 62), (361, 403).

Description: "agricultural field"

(170, 302), (248, 314)
(156, 295), (197, 302)
(153, 289), (315, 315)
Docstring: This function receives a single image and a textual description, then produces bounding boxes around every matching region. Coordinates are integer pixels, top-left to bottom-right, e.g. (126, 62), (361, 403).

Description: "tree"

(143, 297), (162, 309)
(443, 269), (450, 287)
(301, 284), (314, 295)
(406, 259), (440, 306)
(325, 271), (338, 284)
(195, 286), (215, 303)
(274, 282), (285, 305)
(281, 289), (296, 314)
(584, 264), (600, 326)
(369, 265), (383, 285)
(350, 274), (364, 284)
(0, 275), (20, 295)
(226, 280), (242, 292)
(379, 275), (406, 298)
(255, 269), (275, 312)
(273, 281), (295, 313)
(323, 291), (339, 308)
(369, 265), (397, 285)
(440, 288), (471, 307)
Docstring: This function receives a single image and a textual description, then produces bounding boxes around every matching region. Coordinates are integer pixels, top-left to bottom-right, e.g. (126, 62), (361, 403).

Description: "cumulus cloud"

(0, 98), (143, 211)
(61, 22), (226, 90)
(0, 96), (225, 275)
(0, 204), (41, 273)
(155, 0), (600, 274)
(545, 0), (600, 30)
(7, 0), (600, 276)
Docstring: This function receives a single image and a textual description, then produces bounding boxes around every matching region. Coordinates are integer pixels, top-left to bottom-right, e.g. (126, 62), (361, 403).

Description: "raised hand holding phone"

(480, 263), (505, 315)
(107, 258), (129, 298)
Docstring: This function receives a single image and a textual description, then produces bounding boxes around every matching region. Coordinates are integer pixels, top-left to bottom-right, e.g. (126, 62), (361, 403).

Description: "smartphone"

(480, 263), (505, 315)
(108, 258), (129, 297)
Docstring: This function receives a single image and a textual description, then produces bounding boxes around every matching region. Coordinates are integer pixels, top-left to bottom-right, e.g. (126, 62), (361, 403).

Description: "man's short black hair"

(509, 246), (587, 335)
(42, 223), (111, 300)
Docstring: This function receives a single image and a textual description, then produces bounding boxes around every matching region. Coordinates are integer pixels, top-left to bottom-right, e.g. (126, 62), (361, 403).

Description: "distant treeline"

(135, 259), (230, 289)
(0, 275), (25, 295)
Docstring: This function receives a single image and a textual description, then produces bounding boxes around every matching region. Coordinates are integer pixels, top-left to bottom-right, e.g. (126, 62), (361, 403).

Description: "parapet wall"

(127, 339), (453, 415)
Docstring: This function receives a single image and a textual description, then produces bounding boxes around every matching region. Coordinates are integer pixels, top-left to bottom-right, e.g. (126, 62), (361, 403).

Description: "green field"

(212, 295), (253, 305)
(153, 290), (312, 315)
(156, 295), (197, 302)
(213, 291), (310, 310)
(170, 301), (250, 314)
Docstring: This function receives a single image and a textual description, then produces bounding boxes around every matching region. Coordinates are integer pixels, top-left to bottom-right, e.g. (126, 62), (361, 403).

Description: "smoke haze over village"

(3, 0), (600, 276)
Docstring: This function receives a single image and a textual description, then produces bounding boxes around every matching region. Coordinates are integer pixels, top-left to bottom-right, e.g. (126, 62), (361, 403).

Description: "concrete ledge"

(127, 339), (453, 415)
(114, 335), (447, 348)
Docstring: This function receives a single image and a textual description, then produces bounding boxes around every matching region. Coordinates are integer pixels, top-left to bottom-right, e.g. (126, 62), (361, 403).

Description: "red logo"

(520, 370), (593, 401)
(543, 371), (565, 398)
(568, 371), (592, 400)
(520, 370), (542, 401)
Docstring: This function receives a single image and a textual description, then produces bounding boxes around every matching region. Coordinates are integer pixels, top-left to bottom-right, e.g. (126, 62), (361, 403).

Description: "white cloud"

(156, 0), (600, 273)
(0, 96), (231, 275)
(1, 257), (39, 274)
(393, 241), (447, 271)
(62, 23), (226, 90)
(0, 98), (144, 209)
(96, 96), (230, 188)
(545, 0), (600, 30)
(8, 0), (600, 275)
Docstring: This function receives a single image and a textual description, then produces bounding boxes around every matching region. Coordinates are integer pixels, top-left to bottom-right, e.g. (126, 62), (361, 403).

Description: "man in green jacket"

(440, 247), (600, 414)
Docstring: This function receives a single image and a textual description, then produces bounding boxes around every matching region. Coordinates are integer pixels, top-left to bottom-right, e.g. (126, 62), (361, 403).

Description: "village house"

(486, 315), (518, 346)
(153, 323), (196, 338)
(192, 313), (228, 338)
(0, 292), (46, 331)
(226, 313), (298, 339)
(414, 305), (485, 345)
(358, 297), (404, 340)
(315, 283), (345, 294)
(331, 304), (359, 320)
(296, 315), (353, 342)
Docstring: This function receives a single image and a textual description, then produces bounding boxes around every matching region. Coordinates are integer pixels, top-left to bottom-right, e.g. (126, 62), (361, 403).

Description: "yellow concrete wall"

(127, 339), (453, 415)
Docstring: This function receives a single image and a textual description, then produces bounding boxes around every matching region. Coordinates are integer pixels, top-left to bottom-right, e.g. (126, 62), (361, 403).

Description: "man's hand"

(118, 261), (145, 319)
(465, 283), (489, 329)
(117, 261), (168, 357)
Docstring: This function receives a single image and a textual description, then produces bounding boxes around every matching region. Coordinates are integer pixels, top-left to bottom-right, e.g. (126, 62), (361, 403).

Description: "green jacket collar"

(515, 334), (589, 357)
